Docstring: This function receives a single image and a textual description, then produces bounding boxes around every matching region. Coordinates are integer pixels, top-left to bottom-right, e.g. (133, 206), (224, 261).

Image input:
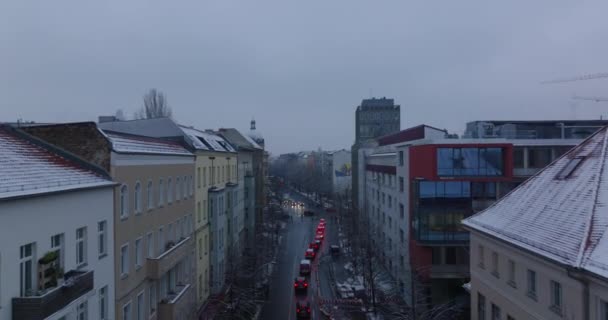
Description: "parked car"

(296, 301), (312, 318)
(299, 259), (311, 275)
(305, 248), (316, 260)
(330, 245), (340, 256)
(309, 241), (320, 252)
(294, 276), (308, 292)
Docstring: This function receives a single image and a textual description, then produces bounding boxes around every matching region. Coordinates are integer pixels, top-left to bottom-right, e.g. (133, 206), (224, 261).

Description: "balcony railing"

(12, 270), (94, 320)
(429, 264), (469, 279)
(158, 284), (192, 320)
(147, 236), (192, 280)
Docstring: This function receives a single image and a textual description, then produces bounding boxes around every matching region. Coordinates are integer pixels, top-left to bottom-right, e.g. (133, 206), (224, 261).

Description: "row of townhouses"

(350, 99), (608, 318)
(0, 117), (267, 320)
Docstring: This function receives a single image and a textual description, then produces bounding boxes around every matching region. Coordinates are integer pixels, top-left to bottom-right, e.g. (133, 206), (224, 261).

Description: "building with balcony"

(463, 126), (608, 320)
(22, 122), (197, 320)
(0, 125), (116, 320)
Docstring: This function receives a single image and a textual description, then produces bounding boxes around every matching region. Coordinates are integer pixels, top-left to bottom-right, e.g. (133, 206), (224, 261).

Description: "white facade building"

(0, 126), (115, 320)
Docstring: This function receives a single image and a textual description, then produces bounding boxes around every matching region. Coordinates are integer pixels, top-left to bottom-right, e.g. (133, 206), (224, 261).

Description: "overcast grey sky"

(2, 1), (608, 154)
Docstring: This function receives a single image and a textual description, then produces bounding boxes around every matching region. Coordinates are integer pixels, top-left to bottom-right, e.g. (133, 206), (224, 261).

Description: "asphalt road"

(261, 190), (327, 320)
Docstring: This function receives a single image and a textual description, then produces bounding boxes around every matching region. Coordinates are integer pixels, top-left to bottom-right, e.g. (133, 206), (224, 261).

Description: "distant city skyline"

(3, 1), (608, 154)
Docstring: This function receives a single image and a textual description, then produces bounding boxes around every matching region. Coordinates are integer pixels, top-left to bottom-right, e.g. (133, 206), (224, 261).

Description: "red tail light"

(307, 308), (311, 313)
(296, 308), (301, 313)
(304, 283), (308, 287)
(294, 283), (298, 287)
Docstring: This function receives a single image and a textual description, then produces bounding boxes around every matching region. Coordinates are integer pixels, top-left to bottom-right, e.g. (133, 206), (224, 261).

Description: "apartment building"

(97, 118), (239, 312)
(22, 123), (197, 320)
(0, 125), (116, 320)
(463, 126), (608, 320)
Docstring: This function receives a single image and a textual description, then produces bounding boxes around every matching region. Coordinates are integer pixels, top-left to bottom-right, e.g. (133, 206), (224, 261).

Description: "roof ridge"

(576, 127), (608, 267)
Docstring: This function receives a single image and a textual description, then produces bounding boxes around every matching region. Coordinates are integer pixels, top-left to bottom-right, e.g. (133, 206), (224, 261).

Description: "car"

(296, 301), (312, 318)
(330, 245), (340, 255)
(299, 259), (311, 275)
(315, 233), (324, 241)
(316, 229), (324, 237)
(305, 248), (315, 260)
(319, 218), (326, 223)
(294, 276), (308, 292)
(317, 224), (325, 232)
(309, 241), (320, 251)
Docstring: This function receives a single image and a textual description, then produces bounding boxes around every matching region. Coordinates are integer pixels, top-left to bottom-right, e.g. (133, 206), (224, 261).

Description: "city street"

(261, 190), (336, 320)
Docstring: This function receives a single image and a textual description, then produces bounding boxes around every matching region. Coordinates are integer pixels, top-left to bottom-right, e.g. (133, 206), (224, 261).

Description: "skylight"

(556, 156), (585, 180)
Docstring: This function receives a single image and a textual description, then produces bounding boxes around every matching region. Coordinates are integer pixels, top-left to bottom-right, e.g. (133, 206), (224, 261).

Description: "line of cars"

(294, 218), (327, 318)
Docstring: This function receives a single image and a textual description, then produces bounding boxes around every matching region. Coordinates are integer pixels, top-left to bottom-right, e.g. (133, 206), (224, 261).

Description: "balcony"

(158, 284), (192, 320)
(147, 236), (192, 280)
(12, 270), (94, 320)
(429, 264), (469, 279)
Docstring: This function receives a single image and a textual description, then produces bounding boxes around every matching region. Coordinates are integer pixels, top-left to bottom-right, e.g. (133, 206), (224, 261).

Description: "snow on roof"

(178, 126), (236, 153)
(242, 133), (262, 149)
(463, 126), (608, 277)
(104, 131), (193, 156)
(0, 127), (114, 199)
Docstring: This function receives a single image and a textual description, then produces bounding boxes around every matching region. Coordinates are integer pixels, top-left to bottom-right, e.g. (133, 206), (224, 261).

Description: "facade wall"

(470, 232), (587, 320)
(0, 188), (115, 320)
(112, 154), (195, 320)
(332, 150), (352, 196)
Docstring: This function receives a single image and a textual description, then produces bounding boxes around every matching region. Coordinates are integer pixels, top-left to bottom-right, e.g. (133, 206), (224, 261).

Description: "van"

(299, 259), (311, 275)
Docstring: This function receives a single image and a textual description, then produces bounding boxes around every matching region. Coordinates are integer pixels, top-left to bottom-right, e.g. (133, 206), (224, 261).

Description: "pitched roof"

(0, 126), (114, 200)
(103, 131), (193, 156)
(463, 126), (608, 277)
(178, 126), (236, 153)
(377, 124), (447, 146)
(218, 128), (262, 151)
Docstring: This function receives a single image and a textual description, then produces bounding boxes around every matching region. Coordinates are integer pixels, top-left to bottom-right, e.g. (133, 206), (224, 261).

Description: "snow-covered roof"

(0, 127), (114, 200)
(463, 126), (608, 278)
(104, 131), (193, 156)
(178, 126), (236, 153)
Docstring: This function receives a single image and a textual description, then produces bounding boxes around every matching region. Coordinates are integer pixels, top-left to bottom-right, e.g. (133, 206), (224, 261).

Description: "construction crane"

(572, 95), (608, 102)
(541, 72), (608, 84)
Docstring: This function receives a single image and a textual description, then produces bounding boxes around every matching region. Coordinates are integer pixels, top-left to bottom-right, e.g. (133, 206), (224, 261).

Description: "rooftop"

(463, 126), (608, 278)
(0, 126), (114, 200)
(103, 131), (193, 156)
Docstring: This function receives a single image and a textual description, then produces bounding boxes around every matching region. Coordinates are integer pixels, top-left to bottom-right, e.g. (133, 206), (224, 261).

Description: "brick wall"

(23, 122), (112, 171)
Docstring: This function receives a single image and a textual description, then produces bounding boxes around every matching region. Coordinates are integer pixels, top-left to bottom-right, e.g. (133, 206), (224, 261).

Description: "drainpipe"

(567, 268), (589, 320)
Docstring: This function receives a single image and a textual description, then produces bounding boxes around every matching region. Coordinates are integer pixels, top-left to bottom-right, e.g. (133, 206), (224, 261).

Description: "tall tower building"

(351, 97), (400, 215)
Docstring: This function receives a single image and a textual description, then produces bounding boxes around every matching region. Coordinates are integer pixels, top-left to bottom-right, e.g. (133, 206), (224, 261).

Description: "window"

(528, 147), (552, 169)
(76, 227), (87, 267)
(147, 232), (154, 258)
(513, 147), (524, 168)
(437, 147), (504, 176)
(399, 177), (404, 192)
(491, 251), (499, 278)
(199, 275), (203, 297)
(158, 227), (164, 255)
(198, 167), (201, 188)
(400, 229), (404, 243)
(120, 243), (129, 277)
(508, 259), (516, 287)
(168, 224), (173, 243)
(77, 301), (87, 320)
(184, 176), (188, 199)
(147, 180), (153, 210)
(527, 269), (537, 299)
(478, 245), (485, 269)
(123, 302), (132, 320)
(98, 221), (107, 258)
(204, 234), (208, 255)
(477, 293), (486, 320)
(167, 177), (173, 204)
(135, 238), (142, 269)
(399, 203), (404, 219)
(51, 233), (64, 267)
(204, 200), (208, 222)
(99, 286), (108, 320)
(388, 196), (392, 208)
(556, 156), (585, 180)
(136, 291), (144, 320)
(203, 167), (207, 187)
(176, 177), (181, 201)
(491, 303), (501, 320)
(134, 182), (142, 213)
(600, 300), (608, 320)
(399, 151), (404, 166)
(149, 283), (157, 315)
(199, 238), (203, 259)
(550, 280), (562, 313)
(19, 243), (35, 296)
(158, 178), (164, 206)
(120, 185), (129, 218)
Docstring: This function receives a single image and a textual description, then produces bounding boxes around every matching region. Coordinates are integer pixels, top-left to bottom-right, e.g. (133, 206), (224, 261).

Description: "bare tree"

(135, 88), (173, 119)
(114, 109), (127, 121)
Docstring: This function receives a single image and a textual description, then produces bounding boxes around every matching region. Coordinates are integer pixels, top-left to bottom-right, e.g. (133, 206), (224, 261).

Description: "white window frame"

(147, 232), (154, 258)
(167, 177), (173, 204)
(149, 282), (157, 315)
(136, 291), (144, 320)
(176, 177), (181, 201)
(183, 175), (188, 199)
(135, 237), (143, 269)
(120, 243), (129, 277)
(550, 280), (562, 313)
(122, 301), (132, 320)
(134, 181), (142, 214)
(99, 286), (108, 320)
(158, 178), (164, 207)
(98, 221), (107, 259)
(147, 180), (154, 210)
(120, 184), (129, 219)
(76, 227), (87, 267)
(19, 242), (35, 296)
(77, 300), (88, 320)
